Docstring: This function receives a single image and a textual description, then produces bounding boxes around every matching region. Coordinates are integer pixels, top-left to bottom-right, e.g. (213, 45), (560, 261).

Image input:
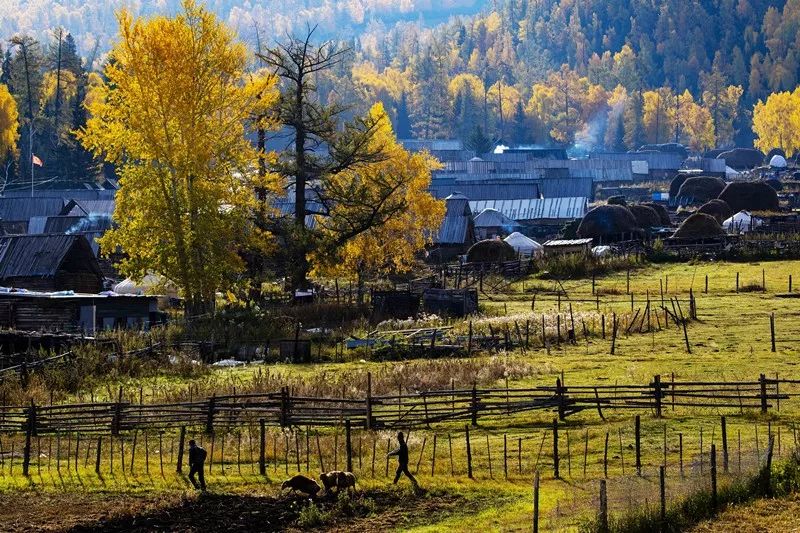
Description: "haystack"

(767, 147), (786, 161)
(717, 148), (764, 170)
(675, 176), (726, 205)
(606, 195), (627, 206)
(672, 213), (726, 240)
(642, 202), (671, 226)
(717, 181), (779, 213)
(466, 239), (517, 263)
(669, 175), (688, 198)
(628, 205), (661, 229)
(577, 205), (638, 239)
(697, 199), (733, 224)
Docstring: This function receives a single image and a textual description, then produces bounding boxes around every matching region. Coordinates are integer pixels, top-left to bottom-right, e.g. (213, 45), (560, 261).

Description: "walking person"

(388, 431), (419, 489)
(188, 439), (207, 491)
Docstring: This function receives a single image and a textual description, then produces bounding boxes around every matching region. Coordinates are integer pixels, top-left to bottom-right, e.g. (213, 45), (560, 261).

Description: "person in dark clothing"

(388, 431), (418, 488)
(188, 439), (207, 491)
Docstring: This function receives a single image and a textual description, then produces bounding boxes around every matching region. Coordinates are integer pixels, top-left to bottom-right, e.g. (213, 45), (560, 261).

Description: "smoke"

(65, 213), (113, 235)
(573, 100), (625, 154)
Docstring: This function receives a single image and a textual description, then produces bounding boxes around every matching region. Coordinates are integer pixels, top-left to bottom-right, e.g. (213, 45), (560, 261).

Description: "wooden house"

(0, 235), (104, 293)
(428, 193), (476, 263)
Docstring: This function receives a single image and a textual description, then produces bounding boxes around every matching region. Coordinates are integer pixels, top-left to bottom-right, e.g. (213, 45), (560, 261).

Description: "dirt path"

(0, 488), (478, 532)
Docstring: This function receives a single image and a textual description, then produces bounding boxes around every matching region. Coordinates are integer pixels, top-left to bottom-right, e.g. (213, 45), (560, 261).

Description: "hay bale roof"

(577, 205), (638, 239)
(466, 239), (517, 263)
(717, 148), (764, 170)
(676, 176), (727, 205)
(672, 213), (726, 240)
(606, 195), (627, 206)
(641, 202), (671, 225)
(718, 181), (779, 213)
(697, 199), (733, 224)
(628, 205), (661, 229)
(669, 175), (688, 198)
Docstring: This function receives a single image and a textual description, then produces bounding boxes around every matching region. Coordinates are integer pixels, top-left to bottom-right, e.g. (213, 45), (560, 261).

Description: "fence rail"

(0, 374), (790, 436)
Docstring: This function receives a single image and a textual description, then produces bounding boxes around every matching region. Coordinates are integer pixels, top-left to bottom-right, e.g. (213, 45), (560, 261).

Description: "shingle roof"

(0, 234), (101, 278)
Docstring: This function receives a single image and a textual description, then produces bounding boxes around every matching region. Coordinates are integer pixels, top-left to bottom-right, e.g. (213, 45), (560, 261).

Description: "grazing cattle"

(281, 474), (321, 497)
(320, 470), (356, 493)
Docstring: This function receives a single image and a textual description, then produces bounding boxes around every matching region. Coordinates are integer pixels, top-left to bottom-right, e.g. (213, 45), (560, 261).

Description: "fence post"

(553, 418), (560, 479)
(599, 479), (609, 533)
(533, 470), (540, 533)
(206, 395), (216, 435)
(556, 378), (566, 421)
(465, 425), (473, 479)
(736, 272), (739, 293)
(95, 436), (102, 474)
(766, 434), (775, 497)
(760, 373), (768, 413)
(471, 383), (478, 427)
(790, 274), (793, 293)
(635, 415), (642, 476)
(721, 416), (729, 474)
(345, 419), (353, 473)
(653, 375), (662, 418)
(770, 313), (776, 352)
(659, 465), (666, 531)
(280, 387), (290, 428)
(259, 418), (266, 475)
(176, 426), (186, 473)
(365, 373), (373, 430)
(22, 399), (35, 476)
(710, 443), (717, 510)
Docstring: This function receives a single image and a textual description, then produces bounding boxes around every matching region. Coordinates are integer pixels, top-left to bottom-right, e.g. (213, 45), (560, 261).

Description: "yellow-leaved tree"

(752, 88), (800, 157)
(79, 0), (278, 314)
(313, 103), (445, 299)
(0, 83), (19, 187)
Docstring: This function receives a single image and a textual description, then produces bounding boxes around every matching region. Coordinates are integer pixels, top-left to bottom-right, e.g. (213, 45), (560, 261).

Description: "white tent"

(114, 274), (179, 297)
(770, 154), (787, 168)
(503, 232), (543, 256)
(722, 210), (763, 233)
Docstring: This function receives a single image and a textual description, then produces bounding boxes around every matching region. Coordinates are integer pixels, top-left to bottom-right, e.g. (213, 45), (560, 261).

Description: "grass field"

(3, 259), (800, 531)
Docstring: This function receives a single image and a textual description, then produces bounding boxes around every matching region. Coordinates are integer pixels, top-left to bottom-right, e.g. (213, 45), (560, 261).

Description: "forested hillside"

(0, 0), (799, 189)
(335, 0), (800, 150)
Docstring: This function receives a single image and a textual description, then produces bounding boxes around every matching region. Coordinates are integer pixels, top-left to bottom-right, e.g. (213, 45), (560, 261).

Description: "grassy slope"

(3, 259), (800, 531)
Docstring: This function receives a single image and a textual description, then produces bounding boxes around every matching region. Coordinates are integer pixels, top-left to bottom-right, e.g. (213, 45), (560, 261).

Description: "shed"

(543, 238), (593, 256)
(0, 291), (159, 334)
(503, 232), (543, 257)
(421, 288), (478, 317)
(371, 290), (421, 319)
(473, 208), (518, 239)
(0, 235), (104, 293)
(429, 193), (475, 262)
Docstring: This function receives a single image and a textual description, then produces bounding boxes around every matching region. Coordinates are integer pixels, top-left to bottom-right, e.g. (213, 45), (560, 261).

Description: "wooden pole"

(465, 425), (473, 479)
(710, 443), (718, 510)
(533, 470), (540, 533)
(599, 480), (609, 533)
(770, 313), (776, 352)
(603, 431), (609, 479)
(176, 426), (186, 473)
(95, 436), (102, 475)
(659, 465), (666, 530)
(552, 418), (559, 479)
(345, 420), (353, 473)
(721, 416), (729, 474)
(635, 415), (642, 476)
(258, 419), (266, 475)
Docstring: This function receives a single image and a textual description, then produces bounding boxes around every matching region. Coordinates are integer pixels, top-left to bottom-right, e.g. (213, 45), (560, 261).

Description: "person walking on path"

(188, 439), (207, 491)
(388, 431), (419, 489)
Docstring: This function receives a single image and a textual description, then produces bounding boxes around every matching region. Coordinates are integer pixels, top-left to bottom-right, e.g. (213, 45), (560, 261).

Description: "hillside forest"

(1, 0), (800, 188)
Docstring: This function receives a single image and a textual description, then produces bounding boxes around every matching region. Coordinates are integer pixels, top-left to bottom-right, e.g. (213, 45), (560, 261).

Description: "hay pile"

(577, 205), (639, 239)
(606, 195), (627, 206)
(718, 181), (779, 213)
(767, 147), (786, 160)
(669, 175), (688, 198)
(641, 202), (671, 225)
(628, 205), (661, 229)
(672, 213), (726, 239)
(717, 148), (764, 170)
(676, 176), (727, 205)
(466, 239), (517, 263)
(697, 199), (733, 223)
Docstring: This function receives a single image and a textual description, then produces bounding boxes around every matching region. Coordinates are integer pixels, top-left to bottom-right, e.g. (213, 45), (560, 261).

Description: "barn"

(0, 235), (104, 293)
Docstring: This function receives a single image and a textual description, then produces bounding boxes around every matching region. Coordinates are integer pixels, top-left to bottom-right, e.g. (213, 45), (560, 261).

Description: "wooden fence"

(0, 374), (789, 437)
